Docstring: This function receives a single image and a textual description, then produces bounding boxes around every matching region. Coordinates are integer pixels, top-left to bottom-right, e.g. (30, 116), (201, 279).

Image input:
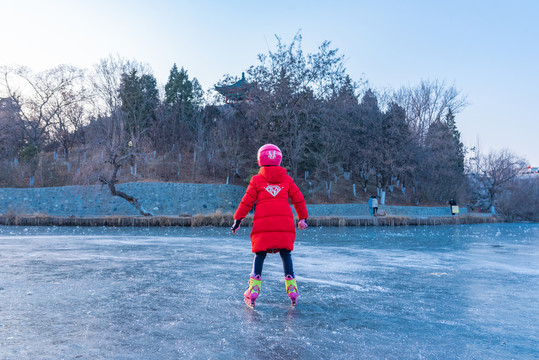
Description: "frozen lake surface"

(0, 224), (537, 359)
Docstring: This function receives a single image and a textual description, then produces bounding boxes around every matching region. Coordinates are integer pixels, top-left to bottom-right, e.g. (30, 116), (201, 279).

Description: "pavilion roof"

(214, 73), (252, 101)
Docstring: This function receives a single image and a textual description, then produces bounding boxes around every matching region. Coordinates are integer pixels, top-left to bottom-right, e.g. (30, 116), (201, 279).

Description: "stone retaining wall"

(0, 183), (245, 216)
(0, 182), (467, 217)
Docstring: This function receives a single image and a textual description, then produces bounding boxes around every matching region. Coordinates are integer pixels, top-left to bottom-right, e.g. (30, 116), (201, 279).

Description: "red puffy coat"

(234, 166), (308, 253)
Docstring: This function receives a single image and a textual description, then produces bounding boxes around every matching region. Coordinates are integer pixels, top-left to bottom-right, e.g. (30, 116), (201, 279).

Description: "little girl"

(231, 144), (308, 307)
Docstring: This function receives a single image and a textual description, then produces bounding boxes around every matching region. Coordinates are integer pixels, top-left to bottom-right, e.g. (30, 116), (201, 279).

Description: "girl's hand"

(231, 218), (244, 234)
(298, 219), (308, 230)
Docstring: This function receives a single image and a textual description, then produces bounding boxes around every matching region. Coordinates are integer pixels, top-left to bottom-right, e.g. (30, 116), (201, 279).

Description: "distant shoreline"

(0, 213), (501, 227)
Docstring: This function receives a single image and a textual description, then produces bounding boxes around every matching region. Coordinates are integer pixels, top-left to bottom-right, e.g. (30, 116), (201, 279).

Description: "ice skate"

(244, 275), (261, 308)
(285, 275), (298, 306)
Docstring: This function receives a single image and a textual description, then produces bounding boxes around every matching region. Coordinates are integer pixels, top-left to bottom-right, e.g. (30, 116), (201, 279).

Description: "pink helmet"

(257, 144), (282, 166)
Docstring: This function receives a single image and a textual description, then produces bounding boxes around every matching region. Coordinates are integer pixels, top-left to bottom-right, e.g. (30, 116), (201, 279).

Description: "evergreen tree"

(119, 69), (159, 135)
(163, 64), (203, 146)
(444, 108), (465, 174)
(357, 89), (383, 183)
(421, 118), (462, 201)
(165, 64), (194, 110)
(380, 103), (418, 190)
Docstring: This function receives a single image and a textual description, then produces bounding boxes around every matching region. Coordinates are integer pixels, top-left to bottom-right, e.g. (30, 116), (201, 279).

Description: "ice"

(0, 224), (537, 359)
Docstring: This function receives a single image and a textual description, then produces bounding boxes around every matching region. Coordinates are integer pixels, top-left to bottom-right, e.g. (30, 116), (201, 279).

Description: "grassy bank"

(0, 213), (501, 227)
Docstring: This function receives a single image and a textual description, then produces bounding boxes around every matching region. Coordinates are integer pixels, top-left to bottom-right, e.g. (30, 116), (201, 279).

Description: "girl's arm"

(289, 180), (308, 221)
(233, 177), (258, 220)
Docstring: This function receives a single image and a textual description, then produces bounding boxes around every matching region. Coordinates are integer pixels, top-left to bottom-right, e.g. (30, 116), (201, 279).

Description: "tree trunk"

(99, 155), (152, 216)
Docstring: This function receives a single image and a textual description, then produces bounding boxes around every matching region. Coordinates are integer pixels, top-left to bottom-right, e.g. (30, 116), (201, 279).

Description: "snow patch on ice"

(299, 275), (389, 292)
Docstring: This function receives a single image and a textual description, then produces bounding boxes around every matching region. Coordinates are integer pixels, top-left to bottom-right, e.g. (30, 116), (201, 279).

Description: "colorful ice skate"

(244, 275), (261, 308)
(285, 275), (298, 306)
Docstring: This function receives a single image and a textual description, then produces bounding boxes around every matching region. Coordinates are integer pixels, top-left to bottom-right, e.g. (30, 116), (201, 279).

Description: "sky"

(1, 0), (538, 165)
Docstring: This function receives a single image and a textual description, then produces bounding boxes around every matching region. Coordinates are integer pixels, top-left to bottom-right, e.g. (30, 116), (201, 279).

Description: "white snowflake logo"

(265, 184), (282, 197)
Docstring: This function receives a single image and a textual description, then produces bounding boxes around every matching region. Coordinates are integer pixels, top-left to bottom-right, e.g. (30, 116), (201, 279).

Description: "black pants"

(251, 249), (294, 278)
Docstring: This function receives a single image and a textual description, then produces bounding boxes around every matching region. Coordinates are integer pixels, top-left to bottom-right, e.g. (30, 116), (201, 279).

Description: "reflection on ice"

(0, 223), (537, 359)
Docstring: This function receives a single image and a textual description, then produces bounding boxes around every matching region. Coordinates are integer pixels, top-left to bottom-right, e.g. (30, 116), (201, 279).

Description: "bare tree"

(91, 56), (148, 116)
(52, 102), (87, 162)
(0, 98), (24, 186)
(98, 151), (153, 216)
(79, 112), (154, 216)
(82, 56), (156, 214)
(496, 176), (539, 222)
(1, 65), (88, 187)
(311, 77), (360, 198)
(393, 79), (468, 143)
(0, 98), (23, 159)
(469, 149), (528, 213)
(1, 65), (86, 151)
(207, 104), (253, 182)
(50, 72), (92, 163)
(245, 33), (348, 178)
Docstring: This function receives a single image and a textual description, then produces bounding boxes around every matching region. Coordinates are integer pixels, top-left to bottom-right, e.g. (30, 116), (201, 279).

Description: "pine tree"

(358, 89), (383, 183)
(444, 108), (465, 174)
(164, 64), (202, 140)
(380, 103), (418, 191)
(165, 64), (194, 109)
(119, 69), (159, 135)
(422, 118), (462, 201)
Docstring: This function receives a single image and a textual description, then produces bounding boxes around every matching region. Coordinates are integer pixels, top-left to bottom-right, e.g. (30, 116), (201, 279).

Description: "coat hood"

(259, 166), (287, 183)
